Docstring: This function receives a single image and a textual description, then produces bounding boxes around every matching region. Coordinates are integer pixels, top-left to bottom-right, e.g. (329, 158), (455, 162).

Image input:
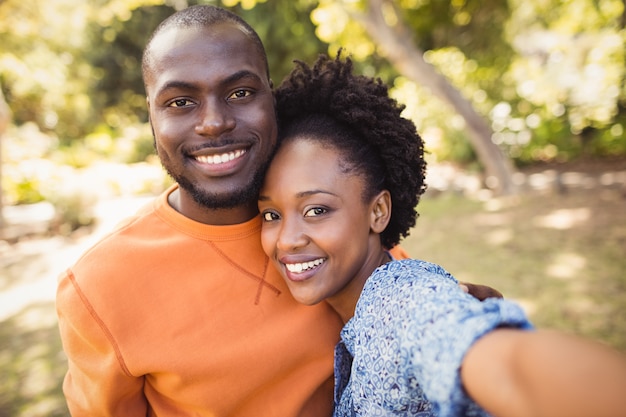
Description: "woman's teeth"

(285, 258), (325, 273)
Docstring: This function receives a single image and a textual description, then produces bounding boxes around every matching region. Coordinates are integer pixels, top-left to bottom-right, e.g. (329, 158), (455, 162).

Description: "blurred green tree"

(1, 0), (624, 190)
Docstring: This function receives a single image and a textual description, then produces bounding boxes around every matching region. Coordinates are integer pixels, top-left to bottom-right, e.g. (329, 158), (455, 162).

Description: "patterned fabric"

(334, 259), (534, 417)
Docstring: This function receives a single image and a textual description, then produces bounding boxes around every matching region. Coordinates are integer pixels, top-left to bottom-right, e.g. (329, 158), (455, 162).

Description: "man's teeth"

(196, 149), (246, 164)
(285, 258), (325, 273)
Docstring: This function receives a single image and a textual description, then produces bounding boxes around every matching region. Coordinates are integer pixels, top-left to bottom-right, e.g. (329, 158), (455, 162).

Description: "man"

(56, 5), (498, 417)
(57, 6), (341, 416)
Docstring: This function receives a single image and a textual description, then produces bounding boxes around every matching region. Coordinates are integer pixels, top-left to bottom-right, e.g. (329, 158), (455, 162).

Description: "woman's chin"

(292, 292), (324, 306)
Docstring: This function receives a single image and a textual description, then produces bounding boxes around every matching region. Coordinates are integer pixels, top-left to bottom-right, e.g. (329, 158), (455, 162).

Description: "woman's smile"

(282, 257), (327, 282)
(259, 137), (388, 314)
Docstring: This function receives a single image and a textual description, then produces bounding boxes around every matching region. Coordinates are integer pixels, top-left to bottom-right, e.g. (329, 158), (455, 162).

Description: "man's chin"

(186, 184), (258, 210)
(171, 167), (266, 210)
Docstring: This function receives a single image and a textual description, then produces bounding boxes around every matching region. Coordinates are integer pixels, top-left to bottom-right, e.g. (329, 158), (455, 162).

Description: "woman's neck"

(327, 249), (392, 324)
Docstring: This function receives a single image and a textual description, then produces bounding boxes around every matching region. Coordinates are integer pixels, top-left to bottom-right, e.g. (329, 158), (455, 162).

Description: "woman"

(258, 52), (626, 417)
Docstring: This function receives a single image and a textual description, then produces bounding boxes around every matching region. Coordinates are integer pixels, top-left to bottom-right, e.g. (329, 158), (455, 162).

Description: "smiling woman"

(259, 137), (390, 315)
(259, 52), (626, 417)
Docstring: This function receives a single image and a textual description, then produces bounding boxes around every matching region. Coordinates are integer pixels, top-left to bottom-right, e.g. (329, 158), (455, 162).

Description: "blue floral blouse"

(334, 259), (533, 416)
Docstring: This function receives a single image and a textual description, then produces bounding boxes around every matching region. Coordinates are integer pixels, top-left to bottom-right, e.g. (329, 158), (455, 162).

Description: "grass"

(403, 180), (626, 352)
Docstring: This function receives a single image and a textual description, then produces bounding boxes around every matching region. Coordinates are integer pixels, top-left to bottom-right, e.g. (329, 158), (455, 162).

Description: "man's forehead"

(144, 23), (266, 87)
(157, 26), (263, 71)
(145, 23), (267, 95)
(149, 23), (248, 56)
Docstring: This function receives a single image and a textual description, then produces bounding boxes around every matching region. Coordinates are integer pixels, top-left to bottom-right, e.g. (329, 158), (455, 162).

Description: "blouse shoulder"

(360, 259), (459, 301)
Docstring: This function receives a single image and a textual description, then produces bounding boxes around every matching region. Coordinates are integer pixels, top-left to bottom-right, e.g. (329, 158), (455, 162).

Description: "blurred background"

(1, 0), (625, 415)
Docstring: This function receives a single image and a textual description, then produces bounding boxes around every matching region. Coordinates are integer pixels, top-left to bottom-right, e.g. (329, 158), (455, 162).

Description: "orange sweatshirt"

(56, 185), (344, 417)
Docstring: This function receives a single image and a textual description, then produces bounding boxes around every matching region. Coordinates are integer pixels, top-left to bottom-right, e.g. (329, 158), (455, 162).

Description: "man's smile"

(195, 148), (247, 165)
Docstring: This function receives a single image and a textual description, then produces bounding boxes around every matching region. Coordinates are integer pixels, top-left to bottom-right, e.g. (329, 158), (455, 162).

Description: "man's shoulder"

(57, 198), (182, 322)
(66, 198), (162, 274)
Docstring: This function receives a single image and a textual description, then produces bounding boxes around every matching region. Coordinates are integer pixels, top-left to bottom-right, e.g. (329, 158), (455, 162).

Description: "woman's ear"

(370, 190), (391, 234)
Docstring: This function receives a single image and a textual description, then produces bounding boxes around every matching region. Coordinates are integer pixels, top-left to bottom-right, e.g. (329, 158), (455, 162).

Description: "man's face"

(145, 23), (277, 219)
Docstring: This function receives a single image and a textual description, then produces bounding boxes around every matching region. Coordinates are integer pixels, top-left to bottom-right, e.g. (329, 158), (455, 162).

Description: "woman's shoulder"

(371, 258), (458, 287)
(355, 259), (461, 313)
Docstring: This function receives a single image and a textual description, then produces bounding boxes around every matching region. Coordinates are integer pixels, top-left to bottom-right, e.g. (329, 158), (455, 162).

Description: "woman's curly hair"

(274, 51), (427, 249)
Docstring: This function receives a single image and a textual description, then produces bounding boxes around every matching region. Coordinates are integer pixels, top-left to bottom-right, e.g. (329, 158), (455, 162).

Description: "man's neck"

(168, 186), (259, 225)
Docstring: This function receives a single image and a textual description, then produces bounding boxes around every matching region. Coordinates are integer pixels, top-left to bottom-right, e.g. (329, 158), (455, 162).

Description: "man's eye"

(304, 207), (326, 217)
(262, 212), (279, 222)
(168, 99), (192, 108)
(229, 89), (252, 100)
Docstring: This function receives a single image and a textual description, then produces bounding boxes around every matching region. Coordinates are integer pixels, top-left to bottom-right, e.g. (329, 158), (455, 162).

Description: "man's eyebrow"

(223, 69), (265, 86)
(155, 80), (198, 97)
(155, 70), (265, 98)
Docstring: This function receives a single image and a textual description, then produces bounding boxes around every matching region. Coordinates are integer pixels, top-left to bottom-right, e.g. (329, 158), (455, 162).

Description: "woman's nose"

(276, 218), (308, 252)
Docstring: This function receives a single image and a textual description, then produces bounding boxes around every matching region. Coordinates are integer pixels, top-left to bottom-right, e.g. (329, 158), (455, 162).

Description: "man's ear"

(146, 96), (153, 126)
(370, 190), (391, 234)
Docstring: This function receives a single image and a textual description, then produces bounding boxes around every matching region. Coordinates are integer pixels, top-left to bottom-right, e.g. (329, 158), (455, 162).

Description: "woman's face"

(259, 137), (389, 314)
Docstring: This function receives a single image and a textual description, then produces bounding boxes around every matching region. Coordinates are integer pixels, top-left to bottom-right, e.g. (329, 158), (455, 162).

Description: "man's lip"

(194, 148), (247, 165)
(189, 146), (249, 174)
(189, 143), (251, 158)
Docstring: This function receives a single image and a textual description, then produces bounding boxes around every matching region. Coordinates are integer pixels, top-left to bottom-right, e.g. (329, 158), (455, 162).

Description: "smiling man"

(143, 20), (277, 224)
(56, 6), (342, 417)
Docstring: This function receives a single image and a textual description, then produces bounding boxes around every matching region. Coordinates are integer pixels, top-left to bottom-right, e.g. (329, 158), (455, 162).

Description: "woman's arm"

(462, 328), (626, 417)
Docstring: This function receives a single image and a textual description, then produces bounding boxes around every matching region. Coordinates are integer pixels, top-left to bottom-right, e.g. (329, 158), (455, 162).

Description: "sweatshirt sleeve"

(56, 269), (147, 417)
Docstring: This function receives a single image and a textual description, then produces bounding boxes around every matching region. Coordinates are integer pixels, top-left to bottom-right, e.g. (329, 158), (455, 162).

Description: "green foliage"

(47, 191), (98, 235)
(221, 0), (330, 84)
(5, 178), (45, 205)
(308, 0), (626, 165)
(86, 4), (176, 130)
(1, 0), (625, 175)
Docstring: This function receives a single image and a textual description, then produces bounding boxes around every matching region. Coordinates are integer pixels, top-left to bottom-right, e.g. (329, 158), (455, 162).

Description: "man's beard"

(153, 133), (273, 210)
(167, 160), (270, 210)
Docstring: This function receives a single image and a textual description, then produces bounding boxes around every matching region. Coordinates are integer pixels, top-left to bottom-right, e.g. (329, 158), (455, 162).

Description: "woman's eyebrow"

(258, 189), (338, 202)
(296, 189), (338, 198)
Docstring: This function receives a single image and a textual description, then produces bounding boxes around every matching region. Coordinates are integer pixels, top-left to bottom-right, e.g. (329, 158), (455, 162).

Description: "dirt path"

(0, 196), (155, 417)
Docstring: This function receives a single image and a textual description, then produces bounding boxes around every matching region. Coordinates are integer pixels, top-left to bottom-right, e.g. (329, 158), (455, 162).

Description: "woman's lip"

(284, 268), (314, 283)
(281, 257), (326, 282)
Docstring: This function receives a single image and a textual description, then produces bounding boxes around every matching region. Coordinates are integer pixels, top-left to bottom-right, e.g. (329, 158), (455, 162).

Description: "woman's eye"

(304, 207), (326, 217)
(262, 212), (279, 222)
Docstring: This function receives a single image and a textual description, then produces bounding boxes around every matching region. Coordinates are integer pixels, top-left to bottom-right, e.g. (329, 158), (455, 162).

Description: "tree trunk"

(0, 86), (10, 232)
(348, 0), (518, 195)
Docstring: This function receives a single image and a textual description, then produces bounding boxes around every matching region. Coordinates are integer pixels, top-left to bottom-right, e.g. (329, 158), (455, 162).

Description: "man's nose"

(195, 100), (235, 136)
